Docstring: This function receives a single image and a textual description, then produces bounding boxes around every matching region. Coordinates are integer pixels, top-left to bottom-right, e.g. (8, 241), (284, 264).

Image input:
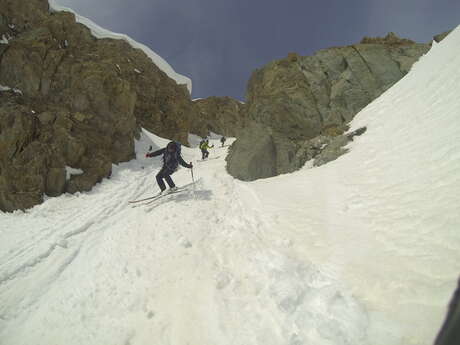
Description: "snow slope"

(48, 0), (192, 93)
(1, 25), (460, 345)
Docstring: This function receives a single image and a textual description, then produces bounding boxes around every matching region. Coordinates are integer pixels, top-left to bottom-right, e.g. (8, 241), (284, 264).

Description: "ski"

(129, 190), (184, 207)
(128, 194), (162, 204)
(129, 178), (201, 204)
(142, 188), (188, 205)
(196, 156), (220, 163)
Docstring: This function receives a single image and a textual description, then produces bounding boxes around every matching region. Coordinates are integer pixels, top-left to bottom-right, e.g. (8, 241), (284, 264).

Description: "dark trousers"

(156, 167), (175, 191)
(201, 149), (209, 160)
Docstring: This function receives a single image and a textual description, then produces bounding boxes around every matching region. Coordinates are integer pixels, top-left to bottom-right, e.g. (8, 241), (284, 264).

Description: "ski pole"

(191, 165), (196, 198)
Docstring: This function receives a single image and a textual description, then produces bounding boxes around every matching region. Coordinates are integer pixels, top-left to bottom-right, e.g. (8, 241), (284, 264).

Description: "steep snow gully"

(1, 21), (459, 345)
(0, 133), (371, 345)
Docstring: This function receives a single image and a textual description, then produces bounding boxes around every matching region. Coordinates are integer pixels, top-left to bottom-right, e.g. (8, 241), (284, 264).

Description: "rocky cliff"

(0, 0), (446, 211)
(0, 0), (207, 211)
(226, 33), (431, 181)
(192, 96), (247, 137)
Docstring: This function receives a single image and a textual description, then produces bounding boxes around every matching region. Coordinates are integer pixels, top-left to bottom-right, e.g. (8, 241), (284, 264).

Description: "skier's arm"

(146, 148), (165, 158)
(178, 154), (192, 168)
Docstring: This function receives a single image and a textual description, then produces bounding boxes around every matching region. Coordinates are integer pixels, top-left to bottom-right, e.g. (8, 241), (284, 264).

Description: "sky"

(54, 0), (460, 100)
(1, 25), (460, 344)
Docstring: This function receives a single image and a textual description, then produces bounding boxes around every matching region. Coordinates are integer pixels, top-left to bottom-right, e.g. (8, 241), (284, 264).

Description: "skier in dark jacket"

(145, 141), (193, 194)
(220, 136), (226, 147)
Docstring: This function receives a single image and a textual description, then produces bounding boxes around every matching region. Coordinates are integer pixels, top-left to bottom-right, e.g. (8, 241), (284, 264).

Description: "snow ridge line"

(47, 0), (192, 93)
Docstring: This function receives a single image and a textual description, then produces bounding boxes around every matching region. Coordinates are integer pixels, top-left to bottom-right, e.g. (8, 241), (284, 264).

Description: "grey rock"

(227, 33), (430, 180)
(306, 127), (367, 167)
(433, 30), (452, 43)
(226, 123), (277, 181)
(192, 96), (247, 137)
(312, 135), (349, 167)
(434, 277), (460, 345)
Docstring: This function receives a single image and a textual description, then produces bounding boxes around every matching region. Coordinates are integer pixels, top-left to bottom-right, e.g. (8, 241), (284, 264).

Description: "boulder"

(227, 33), (430, 180)
(226, 123), (277, 181)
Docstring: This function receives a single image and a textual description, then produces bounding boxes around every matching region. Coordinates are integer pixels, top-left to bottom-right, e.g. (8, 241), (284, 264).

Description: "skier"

(145, 141), (193, 194)
(199, 138), (214, 160)
(220, 136), (226, 147)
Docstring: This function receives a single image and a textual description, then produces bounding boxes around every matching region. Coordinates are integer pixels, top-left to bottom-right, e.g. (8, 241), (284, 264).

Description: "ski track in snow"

(0, 135), (368, 345)
(1, 25), (460, 345)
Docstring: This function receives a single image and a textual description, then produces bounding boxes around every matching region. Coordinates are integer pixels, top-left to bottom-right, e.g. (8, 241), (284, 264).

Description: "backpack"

(174, 141), (182, 155)
(163, 141), (182, 171)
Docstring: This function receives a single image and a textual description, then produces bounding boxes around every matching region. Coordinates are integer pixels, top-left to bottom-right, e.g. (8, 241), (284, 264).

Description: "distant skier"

(220, 136), (226, 147)
(145, 141), (193, 194)
(199, 138), (214, 160)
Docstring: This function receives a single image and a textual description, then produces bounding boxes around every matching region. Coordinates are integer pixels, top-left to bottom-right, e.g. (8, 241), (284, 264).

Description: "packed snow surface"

(48, 0), (192, 93)
(1, 25), (460, 345)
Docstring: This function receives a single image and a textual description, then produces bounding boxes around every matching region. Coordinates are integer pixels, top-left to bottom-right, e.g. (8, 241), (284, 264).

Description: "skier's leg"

(164, 174), (175, 188)
(156, 169), (167, 192)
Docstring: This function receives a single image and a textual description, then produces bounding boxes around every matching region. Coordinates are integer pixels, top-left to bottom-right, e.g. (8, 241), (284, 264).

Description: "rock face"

(227, 33), (430, 181)
(434, 277), (460, 345)
(0, 0), (199, 211)
(0, 1), (446, 210)
(192, 96), (247, 137)
(433, 30), (452, 43)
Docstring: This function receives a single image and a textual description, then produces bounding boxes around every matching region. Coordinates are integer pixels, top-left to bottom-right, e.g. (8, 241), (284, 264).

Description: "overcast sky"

(54, 0), (459, 100)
